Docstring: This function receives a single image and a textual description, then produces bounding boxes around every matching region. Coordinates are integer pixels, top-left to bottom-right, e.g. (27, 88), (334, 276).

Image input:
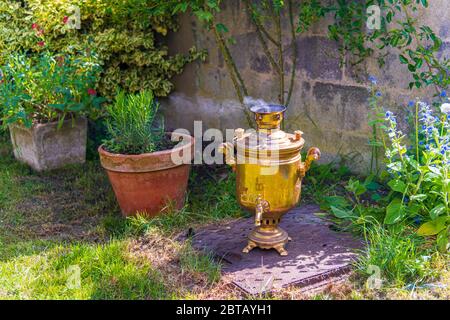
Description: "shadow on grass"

(0, 139), (242, 299)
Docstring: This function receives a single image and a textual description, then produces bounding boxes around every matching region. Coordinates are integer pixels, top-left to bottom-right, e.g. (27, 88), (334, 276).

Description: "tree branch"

(286, 0), (297, 108)
(243, 0), (281, 75)
(211, 19), (253, 127)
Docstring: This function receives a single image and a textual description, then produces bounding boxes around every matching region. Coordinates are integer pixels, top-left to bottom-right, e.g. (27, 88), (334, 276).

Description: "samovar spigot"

(254, 194), (269, 226)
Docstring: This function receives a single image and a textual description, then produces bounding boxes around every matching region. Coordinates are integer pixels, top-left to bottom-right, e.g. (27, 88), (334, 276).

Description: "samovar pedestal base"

(242, 225), (291, 256)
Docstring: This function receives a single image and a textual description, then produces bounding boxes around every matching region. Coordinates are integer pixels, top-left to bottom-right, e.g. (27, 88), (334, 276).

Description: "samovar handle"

(298, 147), (321, 178)
(218, 142), (236, 171)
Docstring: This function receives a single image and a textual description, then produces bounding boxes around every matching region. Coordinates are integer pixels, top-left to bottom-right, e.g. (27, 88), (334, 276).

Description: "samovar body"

(220, 105), (320, 256)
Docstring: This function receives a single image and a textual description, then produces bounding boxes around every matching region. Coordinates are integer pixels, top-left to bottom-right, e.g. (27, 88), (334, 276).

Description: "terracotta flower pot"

(98, 133), (194, 217)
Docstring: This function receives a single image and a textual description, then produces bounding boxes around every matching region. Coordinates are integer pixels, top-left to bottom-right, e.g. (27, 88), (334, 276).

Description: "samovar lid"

(235, 130), (304, 157)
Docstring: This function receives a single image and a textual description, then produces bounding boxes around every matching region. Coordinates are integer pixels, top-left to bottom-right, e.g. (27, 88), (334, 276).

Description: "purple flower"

(368, 75), (378, 85)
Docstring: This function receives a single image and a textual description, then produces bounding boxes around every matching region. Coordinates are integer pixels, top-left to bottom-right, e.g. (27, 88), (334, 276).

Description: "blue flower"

(408, 100), (415, 107)
(368, 75), (378, 85)
(413, 216), (422, 225)
(440, 90), (447, 98)
(376, 91), (382, 97)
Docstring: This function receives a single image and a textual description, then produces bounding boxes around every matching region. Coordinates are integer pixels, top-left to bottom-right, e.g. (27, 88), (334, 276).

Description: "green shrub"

(324, 79), (450, 253)
(381, 101), (450, 252)
(0, 52), (103, 127)
(103, 90), (166, 155)
(0, 0), (205, 98)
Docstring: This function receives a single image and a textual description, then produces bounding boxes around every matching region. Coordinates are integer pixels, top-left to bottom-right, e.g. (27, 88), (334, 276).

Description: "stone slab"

(183, 204), (362, 295)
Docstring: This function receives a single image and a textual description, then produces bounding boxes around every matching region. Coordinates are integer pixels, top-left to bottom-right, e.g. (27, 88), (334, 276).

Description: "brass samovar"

(219, 105), (320, 256)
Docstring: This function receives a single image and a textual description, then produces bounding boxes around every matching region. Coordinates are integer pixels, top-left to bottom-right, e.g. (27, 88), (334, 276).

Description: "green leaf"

(330, 206), (353, 219)
(430, 204), (446, 220)
(409, 194), (427, 202)
(437, 228), (449, 252)
(371, 193), (382, 202)
(227, 37), (236, 45)
(345, 178), (366, 196)
(415, 58), (423, 69)
(417, 217), (447, 236)
(384, 198), (405, 224)
(323, 196), (349, 209)
(366, 181), (381, 191)
(399, 54), (408, 64)
(216, 23), (228, 33)
(387, 179), (407, 193)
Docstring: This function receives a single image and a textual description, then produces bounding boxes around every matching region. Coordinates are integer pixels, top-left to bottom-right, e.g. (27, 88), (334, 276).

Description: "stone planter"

(9, 117), (87, 171)
(98, 133), (194, 217)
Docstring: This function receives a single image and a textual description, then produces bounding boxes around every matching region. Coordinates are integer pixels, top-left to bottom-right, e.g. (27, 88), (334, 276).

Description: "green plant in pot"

(0, 51), (103, 171)
(98, 90), (194, 217)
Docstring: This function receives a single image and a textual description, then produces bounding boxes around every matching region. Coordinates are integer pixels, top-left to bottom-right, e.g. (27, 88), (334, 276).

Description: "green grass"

(0, 241), (167, 299)
(355, 224), (440, 288)
(0, 134), (230, 299)
(179, 242), (221, 284)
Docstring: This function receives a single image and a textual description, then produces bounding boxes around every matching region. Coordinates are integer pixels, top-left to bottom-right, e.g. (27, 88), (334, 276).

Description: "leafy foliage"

(301, 0), (449, 91)
(103, 90), (166, 155)
(0, 51), (102, 127)
(382, 101), (450, 251)
(325, 80), (450, 253)
(0, 0), (206, 98)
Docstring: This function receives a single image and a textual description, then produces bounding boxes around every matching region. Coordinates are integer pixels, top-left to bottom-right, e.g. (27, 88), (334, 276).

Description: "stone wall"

(162, 0), (450, 172)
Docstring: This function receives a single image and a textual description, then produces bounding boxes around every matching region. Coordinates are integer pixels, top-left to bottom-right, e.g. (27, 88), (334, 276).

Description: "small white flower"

(441, 103), (450, 114)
